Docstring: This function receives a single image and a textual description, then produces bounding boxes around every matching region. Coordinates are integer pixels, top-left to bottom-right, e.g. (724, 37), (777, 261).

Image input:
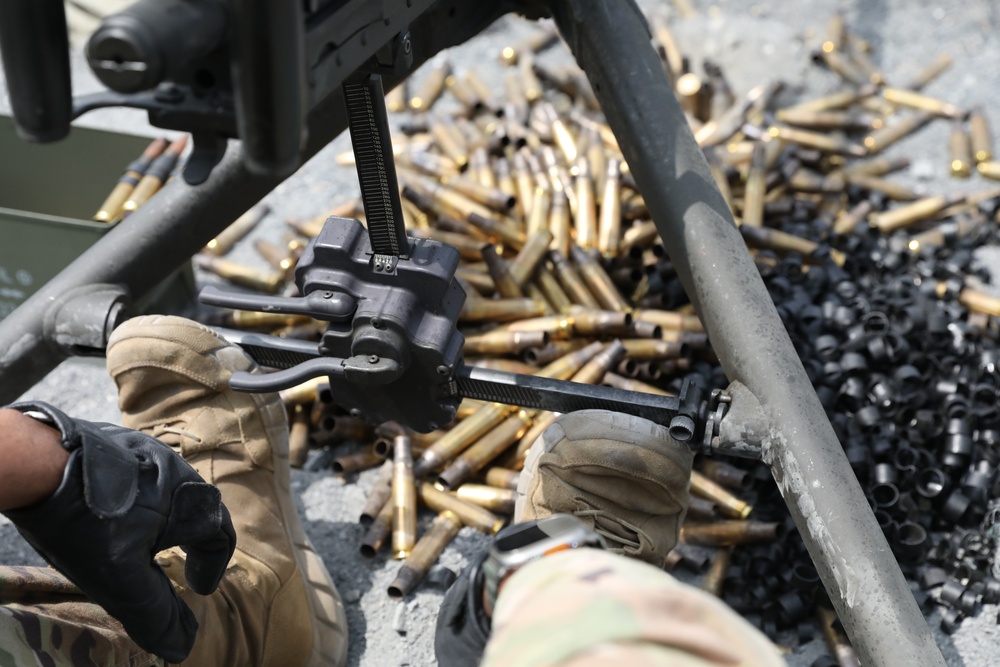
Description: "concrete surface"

(3, 1), (1000, 664)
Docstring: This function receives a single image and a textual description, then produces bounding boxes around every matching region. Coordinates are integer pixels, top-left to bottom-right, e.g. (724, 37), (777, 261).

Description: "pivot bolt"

(436, 365), (451, 376)
(369, 355), (380, 364)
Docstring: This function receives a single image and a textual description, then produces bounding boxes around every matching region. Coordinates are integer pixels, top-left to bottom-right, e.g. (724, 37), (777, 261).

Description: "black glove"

(2, 401), (236, 663)
(435, 552), (491, 667)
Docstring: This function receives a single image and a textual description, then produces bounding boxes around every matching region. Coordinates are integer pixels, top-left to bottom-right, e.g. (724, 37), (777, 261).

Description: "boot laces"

(573, 508), (647, 551)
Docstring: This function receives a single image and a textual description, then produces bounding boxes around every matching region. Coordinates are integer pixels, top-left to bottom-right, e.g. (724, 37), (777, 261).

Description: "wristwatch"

(481, 513), (605, 616)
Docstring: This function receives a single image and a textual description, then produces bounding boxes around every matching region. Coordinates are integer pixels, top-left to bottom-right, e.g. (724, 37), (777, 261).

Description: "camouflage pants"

(0, 551), (782, 667)
(0, 565), (161, 667)
(481, 548), (786, 667)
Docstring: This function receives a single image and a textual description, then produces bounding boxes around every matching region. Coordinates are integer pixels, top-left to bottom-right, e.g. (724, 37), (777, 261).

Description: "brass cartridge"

(460, 298), (546, 323)
(221, 310), (311, 330)
(690, 470), (752, 519)
(570, 246), (630, 312)
(602, 373), (672, 396)
(360, 497), (394, 557)
(621, 338), (686, 360)
(447, 73), (484, 113)
(977, 161), (1000, 181)
(651, 18), (684, 84)
(631, 309), (704, 333)
(816, 48), (869, 87)
(503, 74), (530, 125)
(441, 174), (515, 212)
(680, 520), (782, 547)
(535, 264), (574, 313)
(485, 467), (521, 490)
(957, 285), (1000, 318)
(832, 200), (873, 236)
(907, 214), (984, 253)
(388, 510), (462, 598)
(332, 449), (383, 475)
(435, 410), (538, 489)
(288, 404), (310, 469)
(467, 213), (525, 249)
(254, 239), (295, 277)
(700, 460), (752, 490)
(775, 109), (877, 131)
(767, 126), (866, 157)
(742, 142), (767, 227)
(456, 268), (496, 297)
(409, 60), (450, 112)
(970, 107), (992, 163)
(464, 71), (496, 112)
(414, 403), (516, 476)
(842, 173), (917, 201)
(455, 399), (491, 421)
(481, 245), (524, 299)
(622, 220), (660, 250)
(467, 358), (538, 374)
(883, 87), (965, 120)
(196, 255), (283, 293)
(701, 547), (732, 597)
(950, 122), (973, 178)
(430, 122), (469, 170)
(841, 156), (911, 178)
(419, 483), (505, 534)
(519, 53), (544, 103)
(409, 228), (484, 260)
(550, 249), (600, 308)
(539, 102), (578, 163)
(514, 154), (538, 219)
(499, 26), (558, 66)
(687, 496), (720, 521)
(464, 330), (547, 355)
(548, 191), (572, 257)
(569, 309), (632, 336)
(124, 135), (188, 212)
(904, 52), (952, 91)
(740, 225), (847, 267)
(817, 605), (861, 667)
(526, 187), (552, 237)
(494, 157), (517, 205)
(385, 81), (407, 112)
(392, 436), (417, 559)
(278, 377), (329, 406)
(598, 159), (623, 258)
(94, 137), (168, 222)
(509, 231), (554, 286)
(456, 484), (518, 514)
(574, 157), (598, 250)
(468, 146), (495, 189)
(869, 194), (964, 233)
(359, 460), (394, 526)
(512, 411), (558, 465)
(571, 340), (626, 385)
(501, 314), (575, 340)
(783, 85), (877, 114)
(863, 113), (933, 154)
(523, 339), (588, 366)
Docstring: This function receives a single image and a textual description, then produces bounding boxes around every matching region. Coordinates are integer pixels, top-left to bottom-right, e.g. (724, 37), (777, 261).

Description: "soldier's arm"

(0, 408), (70, 511)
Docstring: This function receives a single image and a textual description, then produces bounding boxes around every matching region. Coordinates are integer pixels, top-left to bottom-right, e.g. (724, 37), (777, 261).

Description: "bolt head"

(371, 318), (385, 329)
(368, 355), (380, 364)
(350, 408), (362, 418)
(436, 365), (451, 376)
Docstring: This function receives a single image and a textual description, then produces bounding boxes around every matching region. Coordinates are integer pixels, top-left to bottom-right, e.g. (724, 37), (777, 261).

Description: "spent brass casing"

(632, 309), (704, 333)
(419, 483), (505, 533)
(455, 269), (495, 297)
(224, 310), (310, 330)
(288, 404), (310, 469)
(388, 510), (462, 598)
(680, 520), (782, 547)
(545, 106), (579, 164)
(863, 112), (933, 154)
(467, 213), (525, 249)
(410, 61), (450, 112)
(519, 53), (544, 103)
(574, 157), (598, 250)
(742, 142), (767, 228)
(464, 71), (496, 112)
(332, 449), (383, 475)
(503, 74), (529, 125)
(409, 228), (483, 260)
(598, 159), (623, 258)
(907, 215), (984, 253)
(523, 339), (588, 366)
(482, 245), (524, 299)
(700, 460), (752, 490)
(741, 225), (846, 267)
(360, 497), (394, 557)
(958, 286), (1000, 318)
(196, 255), (283, 293)
(385, 81), (407, 112)
(783, 85), (877, 114)
(570, 246), (630, 312)
(602, 372), (671, 396)
(436, 410), (537, 489)
(586, 127), (608, 202)
(278, 377), (329, 406)
(392, 436), (417, 558)
(535, 264), (574, 314)
(569, 309), (632, 336)
(869, 194), (964, 233)
(485, 467), (521, 490)
(442, 174), (515, 212)
(978, 161), (1000, 181)
(687, 496), (720, 521)
(550, 249), (600, 309)
(775, 108), (877, 131)
(456, 399), (491, 421)
(513, 410), (558, 464)
(622, 220), (660, 250)
(767, 126), (866, 157)
(494, 157), (517, 204)
(950, 122), (973, 178)
(841, 156), (911, 178)
(701, 547), (732, 597)
(415, 403), (515, 476)
(499, 26), (558, 66)
(515, 155), (538, 220)
(842, 173), (917, 201)
(817, 605), (861, 667)
(254, 239), (295, 275)
(970, 107), (992, 163)
(446, 73), (484, 113)
(455, 484), (518, 514)
(359, 460), (394, 526)
(817, 48), (869, 87)
(548, 191), (572, 257)
(509, 231), (554, 286)
(571, 340), (626, 385)
(620, 338), (686, 360)
(905, 52), (952, 91)
(460, 298), (546, 322)
(526, 187), (551, 237)
(883, 87), (965, 120)
(501, 314), (574, 340)
(832, 200), (873, 235)
(468, 146), (495, 189)
(464, 330), (547, 355)
(430, 122), (469, 170)
(652, 19), (684, 83)
(690, 470), (752, 519)
(467, 358), (538, 374)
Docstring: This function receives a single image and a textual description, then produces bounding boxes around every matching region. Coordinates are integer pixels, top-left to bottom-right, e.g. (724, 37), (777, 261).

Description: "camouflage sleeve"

(0, 564), (163, 667)
(480, 548), (786, 667)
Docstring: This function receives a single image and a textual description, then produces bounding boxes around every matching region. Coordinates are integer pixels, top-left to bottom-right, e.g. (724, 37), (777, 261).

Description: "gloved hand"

(435, 552), (491, 667)
(2, 401), (236, 663)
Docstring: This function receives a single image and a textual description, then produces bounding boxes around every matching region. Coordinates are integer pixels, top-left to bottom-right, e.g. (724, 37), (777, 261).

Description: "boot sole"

(110, 316), (349, 667)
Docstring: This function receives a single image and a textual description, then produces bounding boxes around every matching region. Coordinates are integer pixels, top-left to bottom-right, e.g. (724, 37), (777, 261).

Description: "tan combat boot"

(106, 315), (348, 667)
(515, 409), (694, 565)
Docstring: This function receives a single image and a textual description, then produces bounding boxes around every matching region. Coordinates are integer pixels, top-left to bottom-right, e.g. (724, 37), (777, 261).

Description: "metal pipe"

(545, 0), (944, 664)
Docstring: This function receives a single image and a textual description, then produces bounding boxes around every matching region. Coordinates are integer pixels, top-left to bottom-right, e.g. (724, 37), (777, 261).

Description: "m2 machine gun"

(0, 1), (945, 664)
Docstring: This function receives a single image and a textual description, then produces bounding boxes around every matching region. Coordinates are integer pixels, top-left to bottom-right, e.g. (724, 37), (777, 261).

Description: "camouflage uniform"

(482, 548), (785, 667)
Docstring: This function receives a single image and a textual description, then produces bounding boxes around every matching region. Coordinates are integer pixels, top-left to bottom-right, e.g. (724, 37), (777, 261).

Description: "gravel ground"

(4, 1), (1000, 664)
